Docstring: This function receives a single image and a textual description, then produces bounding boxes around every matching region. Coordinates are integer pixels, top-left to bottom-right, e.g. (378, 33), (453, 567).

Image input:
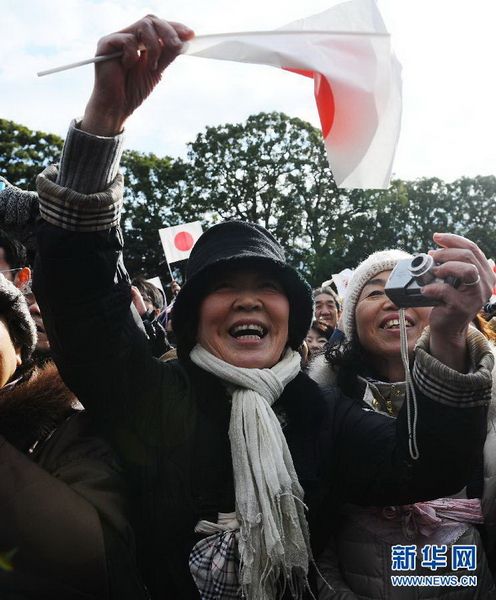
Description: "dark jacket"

(33, 148), (492, 599)
(0, 362), (146, 599)
(309, 352), (496, 599)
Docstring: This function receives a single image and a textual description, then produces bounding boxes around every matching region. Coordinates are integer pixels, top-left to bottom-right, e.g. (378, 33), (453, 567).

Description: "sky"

(1, 0), (495, 184)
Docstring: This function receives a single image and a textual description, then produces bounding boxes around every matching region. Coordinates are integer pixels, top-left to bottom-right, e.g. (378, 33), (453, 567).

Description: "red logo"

(174, 231), (195, 251)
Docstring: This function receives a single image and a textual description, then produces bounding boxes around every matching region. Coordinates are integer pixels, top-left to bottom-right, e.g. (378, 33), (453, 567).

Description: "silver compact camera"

(384, 253), (459, 308)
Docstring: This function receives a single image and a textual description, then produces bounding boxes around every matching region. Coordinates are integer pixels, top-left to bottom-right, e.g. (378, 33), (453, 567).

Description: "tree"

(182, 111), (496, 284)
(447, 175), (496, 259)
(0, 119), (63, 189)
(121, 149), (187, 279)
(183, 112), (309, 234)
(183, 112), (351, 282)
(340, 178), (446, 264)
(182, 112), (414, 283)
(2, 116), (495, 288)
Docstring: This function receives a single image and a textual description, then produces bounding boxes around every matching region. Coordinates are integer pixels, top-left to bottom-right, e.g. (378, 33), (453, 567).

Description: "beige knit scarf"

(190, 344), (312, 600)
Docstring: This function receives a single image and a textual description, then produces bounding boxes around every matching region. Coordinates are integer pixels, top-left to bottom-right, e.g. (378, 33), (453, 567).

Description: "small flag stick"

(36, 31), (386, 77)
(37, 50), (124, 77)
(165, 257), (175, 282)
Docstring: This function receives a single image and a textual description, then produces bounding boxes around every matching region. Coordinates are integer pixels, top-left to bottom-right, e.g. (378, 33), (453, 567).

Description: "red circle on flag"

(174, 231), (195, 251)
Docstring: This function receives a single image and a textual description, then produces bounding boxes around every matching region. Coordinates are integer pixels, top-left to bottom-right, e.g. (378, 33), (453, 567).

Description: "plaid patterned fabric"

(189, 530), (241, 599)
(37, 165), (124, 232)
(413, 327), (493, 408)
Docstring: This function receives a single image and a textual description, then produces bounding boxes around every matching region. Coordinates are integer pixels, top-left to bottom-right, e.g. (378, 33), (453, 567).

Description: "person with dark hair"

(313, 286), (340, 335)
(0, 178), (176, 363)
(305, 320), (332, 358)
(132, 276), (165, 317)
(0, 228), (27, 277)
(0, 274), (145, 599)
(33, 15), (495, 600)
(310, 250), (496, 599)
(0, 205), (50, 358)
(132, 276), (172, 358)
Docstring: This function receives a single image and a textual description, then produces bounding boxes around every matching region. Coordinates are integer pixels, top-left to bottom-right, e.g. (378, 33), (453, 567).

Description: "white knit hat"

(342, 249), (412, 341)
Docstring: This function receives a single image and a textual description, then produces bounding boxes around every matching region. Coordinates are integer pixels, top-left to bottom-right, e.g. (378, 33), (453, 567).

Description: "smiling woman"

(32, 13), (496, 600)
(311, 248), (496, 600)
(355, 269), (431, 382)
(171, 221), (312, 367)
(197, 268), (290, 369)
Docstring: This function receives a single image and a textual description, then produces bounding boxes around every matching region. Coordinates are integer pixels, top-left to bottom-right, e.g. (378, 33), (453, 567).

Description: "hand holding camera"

(385, 253), (460, 308)
(385, 233), (495, 373)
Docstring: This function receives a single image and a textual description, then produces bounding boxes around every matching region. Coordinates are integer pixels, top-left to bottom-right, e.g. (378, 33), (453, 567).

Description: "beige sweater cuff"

(413, 326), (494, 408)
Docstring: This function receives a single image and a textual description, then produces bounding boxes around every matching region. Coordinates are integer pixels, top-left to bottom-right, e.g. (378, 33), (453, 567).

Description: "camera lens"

(409, 253), (436, 286)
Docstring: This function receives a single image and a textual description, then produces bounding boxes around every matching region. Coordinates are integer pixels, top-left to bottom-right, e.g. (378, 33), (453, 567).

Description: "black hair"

(313, 286), (341, 311)
(132, 277), (165, 311)
(323, 332), (373, 396)
(0, 291), (35, 381)
(175, 309), (200, 363)
(0, 229), (27, 270)
(0, 293), (33, 362)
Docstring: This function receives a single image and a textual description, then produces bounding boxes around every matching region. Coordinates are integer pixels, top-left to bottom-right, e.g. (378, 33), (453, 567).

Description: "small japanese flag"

(159, 221), (203, 264)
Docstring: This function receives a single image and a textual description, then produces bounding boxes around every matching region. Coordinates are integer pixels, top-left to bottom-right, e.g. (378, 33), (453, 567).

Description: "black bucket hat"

(171, 221), (313, 361)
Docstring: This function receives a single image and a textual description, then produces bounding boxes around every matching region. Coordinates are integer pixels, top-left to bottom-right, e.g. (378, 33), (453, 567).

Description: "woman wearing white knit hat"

(311, 241), (496, 599)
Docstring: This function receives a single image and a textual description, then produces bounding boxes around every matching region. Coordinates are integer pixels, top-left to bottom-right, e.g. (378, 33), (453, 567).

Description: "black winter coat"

(34, 168), (490, 599)
(0, 362), (146, 599)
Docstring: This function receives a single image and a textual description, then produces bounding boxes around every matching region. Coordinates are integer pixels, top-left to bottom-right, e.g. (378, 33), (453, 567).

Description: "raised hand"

(131, 286), (148, 317)
(421, 232), (495, 372)
(82, 16), (194, 136)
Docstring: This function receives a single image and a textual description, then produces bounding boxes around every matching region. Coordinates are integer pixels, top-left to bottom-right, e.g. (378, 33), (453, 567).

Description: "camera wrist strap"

(399, 308), (420, 460)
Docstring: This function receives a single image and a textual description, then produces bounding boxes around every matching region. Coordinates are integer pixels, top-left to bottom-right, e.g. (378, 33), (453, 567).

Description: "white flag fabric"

(159, 221), (203, 264)
(184, 0), (401, 190)
(332, 268), (355, 299)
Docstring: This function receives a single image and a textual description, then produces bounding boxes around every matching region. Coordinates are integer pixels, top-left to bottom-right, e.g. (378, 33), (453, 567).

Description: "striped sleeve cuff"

(57, 119), (125, 194)
(413, 327), (494, 408)
(37, 165), (124, 232)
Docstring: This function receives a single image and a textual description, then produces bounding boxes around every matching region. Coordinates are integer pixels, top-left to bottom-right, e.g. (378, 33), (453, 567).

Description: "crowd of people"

(1, 14), (496, 600)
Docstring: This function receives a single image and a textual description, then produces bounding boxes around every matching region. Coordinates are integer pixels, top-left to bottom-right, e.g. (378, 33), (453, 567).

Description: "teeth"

(232, 324), (265, 335)
(383, 319), (412, 329)
(385, 319), (400, 329)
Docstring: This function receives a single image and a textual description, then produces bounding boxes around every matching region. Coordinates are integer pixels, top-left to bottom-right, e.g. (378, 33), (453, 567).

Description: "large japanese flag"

(184, 0), (401, 190)
(159, 221), (203, 264)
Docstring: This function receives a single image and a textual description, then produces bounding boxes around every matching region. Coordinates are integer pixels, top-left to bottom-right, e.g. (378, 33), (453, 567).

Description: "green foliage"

(182, 113), (496, 283)
(183, 112), (315, 231)
(183, 112), (343, 281)
(0, 119), (63, 189)
(446, 176), (496, 258)
(1, 116), (495, 287)
(121, 149), (187, 278)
